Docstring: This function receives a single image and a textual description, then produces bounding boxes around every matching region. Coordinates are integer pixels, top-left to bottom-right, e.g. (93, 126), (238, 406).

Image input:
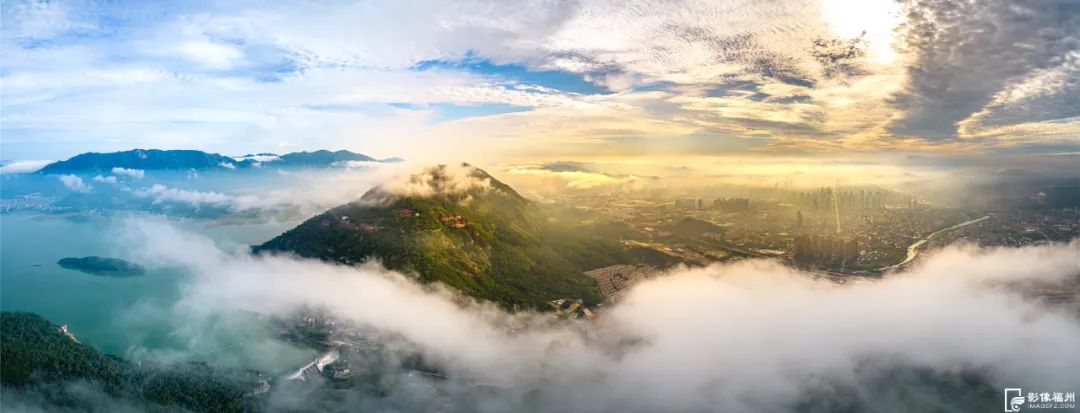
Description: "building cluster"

(674, 198), (705, 209)
(792, 235), (860, 265)
(321, 215), (380, 233)
(548, 298), (595, 320)
(713, 198), (751, 211)
(439, 213), (468, 229)
(285, 349), (341, 381)
(541, 188), (1075, 275)
(927, 209), (1080, 249)
(792, 188), (919, 211)
(0, 193), (64, 213)
(674, 197), (751, 211)
(584, 264), (657, 298)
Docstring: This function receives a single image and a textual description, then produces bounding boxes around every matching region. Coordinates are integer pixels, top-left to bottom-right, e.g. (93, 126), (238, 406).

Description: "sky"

(1, 0), (1078, 172)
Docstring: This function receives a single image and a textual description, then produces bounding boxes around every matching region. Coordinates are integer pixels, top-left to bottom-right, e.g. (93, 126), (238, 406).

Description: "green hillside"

(257, 165), (630, 308)
(1, 312), (261, 412)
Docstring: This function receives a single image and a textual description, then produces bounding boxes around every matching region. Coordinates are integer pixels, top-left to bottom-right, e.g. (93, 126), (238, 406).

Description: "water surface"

(1, 212), (314, 372)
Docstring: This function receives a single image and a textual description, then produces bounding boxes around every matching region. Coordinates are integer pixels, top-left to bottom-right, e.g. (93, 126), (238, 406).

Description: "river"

(878, 214), (991, 272)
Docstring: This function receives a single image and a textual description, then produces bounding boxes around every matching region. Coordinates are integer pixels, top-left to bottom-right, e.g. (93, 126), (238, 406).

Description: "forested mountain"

(275, 150), (376, 167)
(37, 149), (392, 174)
(0, 312), (262, 413)
(39, 149), (242, 173)
(257, 165), (632, 308)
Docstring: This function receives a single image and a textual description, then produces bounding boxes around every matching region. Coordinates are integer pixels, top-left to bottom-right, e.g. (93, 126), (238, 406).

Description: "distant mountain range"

(256, 164), (637, 308)
(37, 149), (401, 174)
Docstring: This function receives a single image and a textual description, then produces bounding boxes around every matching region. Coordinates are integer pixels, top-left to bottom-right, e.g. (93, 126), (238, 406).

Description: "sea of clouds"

(94, 219), (1080, 412)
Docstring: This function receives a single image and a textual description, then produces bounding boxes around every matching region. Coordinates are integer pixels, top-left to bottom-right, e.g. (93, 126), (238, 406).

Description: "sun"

(820, 0), (903, 64)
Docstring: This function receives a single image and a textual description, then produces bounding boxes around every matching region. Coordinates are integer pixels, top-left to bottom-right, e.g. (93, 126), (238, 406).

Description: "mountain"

(0, 312), (260, 412)
(37, 149), (393, 174)
(39, 149), (240, 174)
(256, 164), (630, 308)
(275, 150), (376, 167)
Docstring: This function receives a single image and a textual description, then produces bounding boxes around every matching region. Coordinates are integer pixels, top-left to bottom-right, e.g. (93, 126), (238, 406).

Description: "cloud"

(57, 174), (91, 192)
(0, 160), (51, 174)
(177, 38), (244, 70)
(135, 184), (229, 206)
(2, 0), (1077, 162)
(334, 160), (384, 169)
(517, 169), (619, 189)
(92, 174), (117, 184)
(234, 169), (384, 213)
(120, 168), (384, 216)
(115, 219), (1080, 412)
(505, 164), (652, 191)
(959, 51), (1080, 136)
(365, 163), (493, 202)
(888, 0), (1080, 139)
(111, 167), (145, 179)
(0, 0), (880, 161)
(233, 154), (280, 163)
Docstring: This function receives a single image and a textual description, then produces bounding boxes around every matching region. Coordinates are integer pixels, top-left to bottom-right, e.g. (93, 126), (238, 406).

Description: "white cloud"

(888, 0), (1080, 139)
(1, 1), (88, 41)
(119, 220), (1080, 412)
(366, 163), (492, 202)
(123, 169), (383, 215)
(57, 174), (91, 192)
(233, 154), (280, 163)
(226, 169), (383, 213)
(177, 38), (244, 70)
(111, 167), (145, 179)
(0, 160), (51, 174)
(506, 167), (644, 190)
(0, 68), (172, 91)
(0, 0), (843, 160)
(959, 51), (1080, 136)
(1, 0), (1076, 162)
(136, 184), (230, 206)
(335, 160), (383, 169)
(92, 174), (118, 184)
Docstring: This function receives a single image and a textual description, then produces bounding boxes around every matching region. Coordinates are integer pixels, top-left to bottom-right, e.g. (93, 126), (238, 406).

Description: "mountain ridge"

(37, 149), (397, 174)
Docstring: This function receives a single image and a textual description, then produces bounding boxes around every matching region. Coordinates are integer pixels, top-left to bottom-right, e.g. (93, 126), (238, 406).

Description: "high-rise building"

(713, 198), (750, 211)
(675, 198), (702, 209)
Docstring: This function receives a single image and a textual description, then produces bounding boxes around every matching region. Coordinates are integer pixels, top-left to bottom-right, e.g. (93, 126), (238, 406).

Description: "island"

(57, 256), (145, 277)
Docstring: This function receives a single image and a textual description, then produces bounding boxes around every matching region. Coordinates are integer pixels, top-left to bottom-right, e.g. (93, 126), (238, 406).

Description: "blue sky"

(414, 56), (609, 95)
(1, 0), (1077, 171)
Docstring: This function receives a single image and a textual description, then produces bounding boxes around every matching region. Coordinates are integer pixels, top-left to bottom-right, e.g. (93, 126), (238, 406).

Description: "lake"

(0, 211), (315, 372)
